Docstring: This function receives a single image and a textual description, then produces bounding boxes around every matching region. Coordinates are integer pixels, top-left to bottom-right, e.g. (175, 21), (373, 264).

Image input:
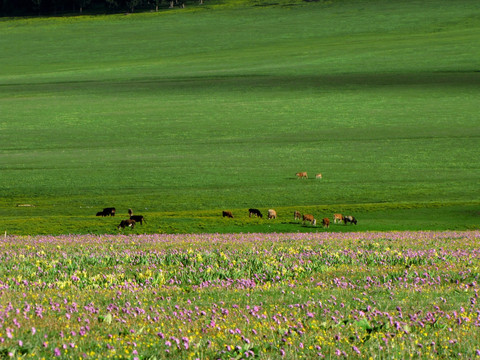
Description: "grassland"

(1, 0), (479, 235)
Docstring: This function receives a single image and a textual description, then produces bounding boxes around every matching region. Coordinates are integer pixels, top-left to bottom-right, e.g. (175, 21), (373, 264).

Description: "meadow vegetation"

(0, 0), (479, 235)
(1, 231), (479, 359)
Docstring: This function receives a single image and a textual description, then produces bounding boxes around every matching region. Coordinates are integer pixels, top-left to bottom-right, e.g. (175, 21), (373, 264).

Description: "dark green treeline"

(0, 0), (206, 17)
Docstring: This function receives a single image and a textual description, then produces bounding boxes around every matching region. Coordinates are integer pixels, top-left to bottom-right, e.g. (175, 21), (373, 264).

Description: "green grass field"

(1, 0), (479, 235)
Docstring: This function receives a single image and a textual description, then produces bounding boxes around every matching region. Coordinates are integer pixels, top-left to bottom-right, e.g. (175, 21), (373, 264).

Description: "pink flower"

(182, 337), (190, 350)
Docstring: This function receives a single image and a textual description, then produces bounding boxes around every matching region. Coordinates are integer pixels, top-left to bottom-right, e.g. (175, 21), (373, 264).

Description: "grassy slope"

(0, 0), (479, 235)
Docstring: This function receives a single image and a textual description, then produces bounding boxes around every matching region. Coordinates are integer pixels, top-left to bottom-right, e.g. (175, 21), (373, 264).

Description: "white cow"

(268, 209), (277, 219)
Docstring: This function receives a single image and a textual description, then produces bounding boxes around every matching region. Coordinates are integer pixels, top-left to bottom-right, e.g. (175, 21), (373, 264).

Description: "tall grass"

(1, 231), (480, 358)
(1, 0), (479, 234)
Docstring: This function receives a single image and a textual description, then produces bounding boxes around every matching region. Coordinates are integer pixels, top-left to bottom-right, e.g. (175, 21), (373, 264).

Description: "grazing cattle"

(333, 213), (344, 224)
(296, 172), (308, 179)
(344, 216), (357, 225)
(322, 218), (330, 228)
(96, 207), (115, 217)
(267, 209), (277, 219)
(249, 208), (263, 218)
(294, 211), (302, 220)
(130, 215), (145, 225)
(315, 173), (323, 179)
(222, 211), (234, 218)
(118, 219), (135, 229)
(102, 207), (116, 216)
(128, 208), (133, 216)
(302, 214), (316, 226)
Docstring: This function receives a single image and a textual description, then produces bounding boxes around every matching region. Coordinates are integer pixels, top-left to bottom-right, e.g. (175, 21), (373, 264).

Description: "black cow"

(118, 219), (135, 229)
(98, 207), (116, 217)
(344, 216), (357, 225)
(222, 211), (234, 218)
(130, 215), (145, 225)
(249, 208), (263, 218)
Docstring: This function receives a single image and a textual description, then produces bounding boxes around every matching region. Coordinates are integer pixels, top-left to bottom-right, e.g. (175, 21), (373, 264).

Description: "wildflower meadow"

(1, 231), (479, 359)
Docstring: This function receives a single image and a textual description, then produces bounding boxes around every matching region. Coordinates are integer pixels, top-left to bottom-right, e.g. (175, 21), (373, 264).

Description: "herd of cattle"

(223, 208), (357, 229)
(96, 207), (146, 229)
(98, 206), (357, 230)
(97, 169), (351, 231)
(97, 171), (353, 230)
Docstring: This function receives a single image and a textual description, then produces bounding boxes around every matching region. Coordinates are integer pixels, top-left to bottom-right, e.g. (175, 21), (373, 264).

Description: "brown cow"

(118, 219), (135, 229)
(315, 173), (323, 179)
(322, 218), (330, 228)
(302, 214), (316, 226)
(296, 172), (308, 179)
(267, 209), (277, 219)
(333, 213), (344, 224)
(294, 211), (302, 220)
(222, 211), (234, 218)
